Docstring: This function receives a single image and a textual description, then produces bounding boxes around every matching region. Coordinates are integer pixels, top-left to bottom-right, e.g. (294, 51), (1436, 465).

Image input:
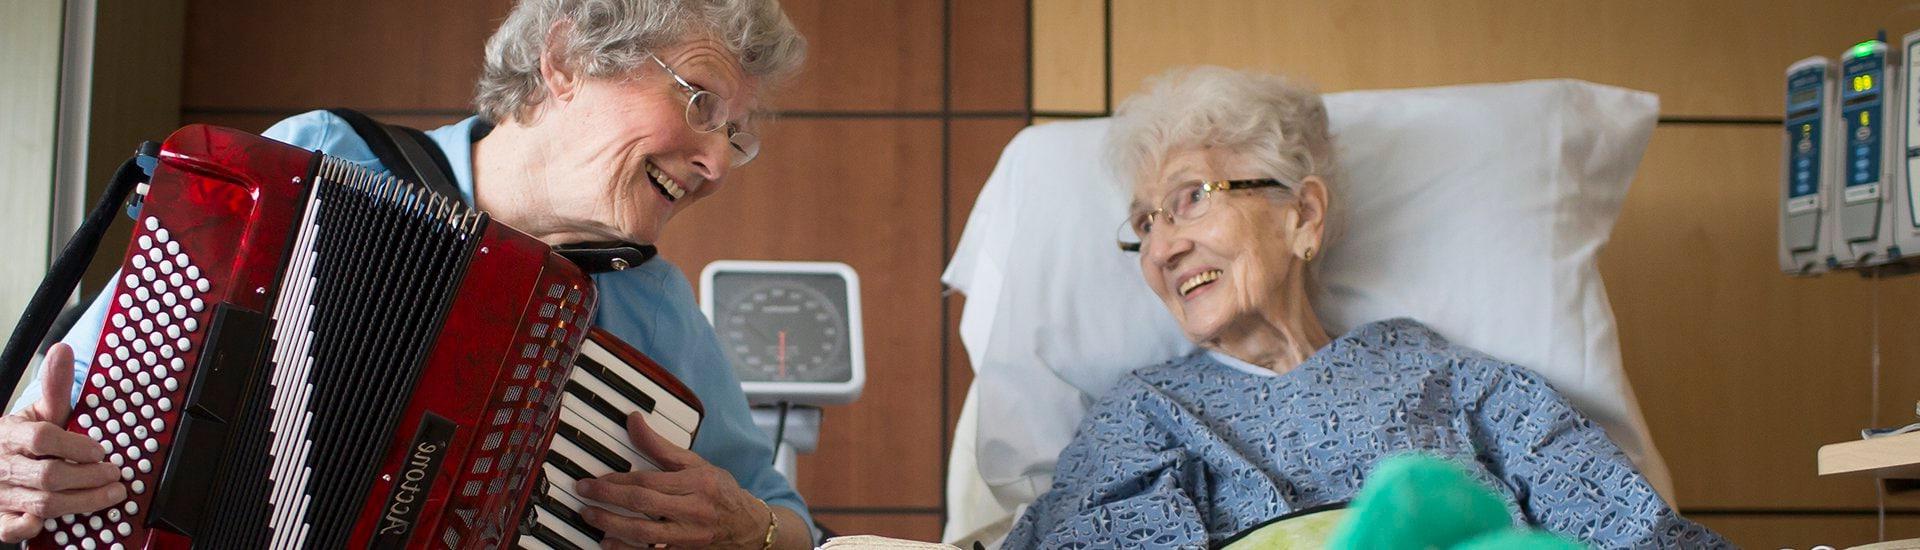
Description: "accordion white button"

(129, 481), (144, 495)
(169, 357), (184, 371)
(116, 523), (130, 537)
(99, 529), (115, 544)
(123, 502), (137, 515)
(157, 397), (173, 412)
(130, 386), (147, 403)
(158, 261), (173, 276)
(165, 241), (180, 255)
(85, 394), (99, 408)
(142, 299), (159, 315)
(116, 294), (132, 309)
(189, 298), (204, 312)
(194, 279), (209, 293)
(91, 409), (107, 423)
(110, 313), (124, 329)
(137, 235), (152, 250)
(181, 317), (197, 332)
(120, 412), (134, 427)
(97, 440), (110, 453)
(145, 249), (161, 264)
(173, 253), (187, 268)
(110, 400), (125, 415)
(142, 439), (157, 453)
(118, 379), (134, 395)
(106, 510), (120, 523)
(161, 293), (177, 310)
(145, 379), (161, 396)
(186, 266), (199, 279)
(52, 531), (65, 545)
(143, 217), (157, 231)
(129, 339), (146, 354)
(118, 467), (131, 481)
(122, 274), (137, 289)
(155, 310), (172, 326)
(154, 228), (168, 242)
(117, 328), (134, 346)
(165, 325), (180, 339)
(88, 516), (102, 530)
(158, 345), (173, 359)
(115, 437), (131, 452)
(82, 536), (97, 550)
(175, 337), (189, 352)
(167, 272), (182, 287)
(140, 352), (155, 366)
(139, 404), (153, 418)
(77, 414), (92, 428)
(103, 419), (119, 433)
(127, 308), (143, 324)
(104, 333), (120, 348)
(86, 427), (102, 440)
(148, 418), (163, 432)
(70, 521), (84, 536)
(137, 319), (152, 333)
(125, 445), (141, 461)
(90, 373), (106, 389)
(146, 333), (161, 347)
(136, 459), (150, 474)
(139, 267), (155, 281)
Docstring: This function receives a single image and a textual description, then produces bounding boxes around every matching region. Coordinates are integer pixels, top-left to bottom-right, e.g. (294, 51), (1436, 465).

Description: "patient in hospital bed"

(999, 67), (1728, 549)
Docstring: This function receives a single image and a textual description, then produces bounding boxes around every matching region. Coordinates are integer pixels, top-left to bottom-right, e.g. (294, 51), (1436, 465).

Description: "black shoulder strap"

(326, 108), (461, 201)
(327, 108), (657, 273)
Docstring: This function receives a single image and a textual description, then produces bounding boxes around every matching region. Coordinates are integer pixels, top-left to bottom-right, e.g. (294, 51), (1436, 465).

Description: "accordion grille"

(438, 282), (586, 548)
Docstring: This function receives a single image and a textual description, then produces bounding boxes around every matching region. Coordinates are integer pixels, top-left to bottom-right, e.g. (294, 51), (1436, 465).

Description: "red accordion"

(30, 125), (599, 549)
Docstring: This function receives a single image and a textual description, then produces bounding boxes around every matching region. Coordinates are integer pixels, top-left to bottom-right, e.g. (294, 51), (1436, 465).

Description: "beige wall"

(0, 0), (64, 372)
(1033, 0), (1920, 546)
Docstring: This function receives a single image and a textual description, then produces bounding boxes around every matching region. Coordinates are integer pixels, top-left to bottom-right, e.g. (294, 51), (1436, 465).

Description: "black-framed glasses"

(647, 52), (760, 167)
(1116, 178), (1292, 253)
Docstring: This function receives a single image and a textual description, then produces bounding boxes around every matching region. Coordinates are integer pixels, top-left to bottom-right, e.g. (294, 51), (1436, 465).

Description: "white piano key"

(576, 342), (701, 435)
(560, 395), (690, 455)
(529, 498), (602, 550)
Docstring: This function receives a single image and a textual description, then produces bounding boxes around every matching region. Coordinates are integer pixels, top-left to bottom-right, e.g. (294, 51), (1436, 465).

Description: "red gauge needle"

(778, 330), (788, 379)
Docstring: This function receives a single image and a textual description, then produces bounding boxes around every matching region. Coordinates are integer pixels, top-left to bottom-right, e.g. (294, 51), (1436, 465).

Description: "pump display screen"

(1790, 88), (1818, 105)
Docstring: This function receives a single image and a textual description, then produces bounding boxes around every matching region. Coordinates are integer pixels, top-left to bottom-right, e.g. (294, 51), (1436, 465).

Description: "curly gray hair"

(475, 0), (807, 123)
(1109, 66), (1334, 195)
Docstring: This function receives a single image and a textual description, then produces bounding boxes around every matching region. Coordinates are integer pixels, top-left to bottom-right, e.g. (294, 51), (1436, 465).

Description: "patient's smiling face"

(1134, 147), (1325, 345)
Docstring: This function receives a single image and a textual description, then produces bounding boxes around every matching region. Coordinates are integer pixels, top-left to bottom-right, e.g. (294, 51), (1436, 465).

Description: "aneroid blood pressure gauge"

(700, 261), (864, 405)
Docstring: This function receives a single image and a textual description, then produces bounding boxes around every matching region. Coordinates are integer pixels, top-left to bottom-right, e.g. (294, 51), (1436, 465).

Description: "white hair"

(1108, 66), (1334, 195)
(475, 0), (808, 123)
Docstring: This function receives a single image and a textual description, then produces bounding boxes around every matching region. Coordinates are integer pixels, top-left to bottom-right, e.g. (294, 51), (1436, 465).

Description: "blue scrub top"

(22, 111), (813, 539)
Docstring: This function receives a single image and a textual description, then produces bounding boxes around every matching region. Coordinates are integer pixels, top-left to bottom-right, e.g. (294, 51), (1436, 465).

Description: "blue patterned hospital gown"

(1004, 318), (1727, 549)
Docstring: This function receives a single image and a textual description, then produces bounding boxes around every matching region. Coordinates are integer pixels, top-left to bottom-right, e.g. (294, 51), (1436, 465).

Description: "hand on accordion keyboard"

(575, 411), (787, 549)
(0, 344), (127, 543)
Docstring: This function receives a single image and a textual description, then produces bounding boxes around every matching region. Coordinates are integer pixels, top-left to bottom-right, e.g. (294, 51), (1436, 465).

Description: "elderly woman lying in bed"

(1001, 68), (1728, 549)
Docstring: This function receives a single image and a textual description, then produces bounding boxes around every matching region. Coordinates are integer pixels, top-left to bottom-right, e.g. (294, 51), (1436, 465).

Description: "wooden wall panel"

(183, 0), (509, 112)
(661, 119), (946, 509)
(1696, 514), (1920, 549)
(1605, 126), (1920, 511)
(1030, 0), (1105, 113)
(943, 118), (1027, 440)
(813, 512), (943, 542)
(1108, 0), (1920, 118)
(777, 0), (943, 112)
(950, 0), (1029, 112)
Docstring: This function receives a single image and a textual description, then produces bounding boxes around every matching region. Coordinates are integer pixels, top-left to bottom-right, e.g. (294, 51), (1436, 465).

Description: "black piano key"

(528, 523), (588, 550)
(564, 383), (630, 430)
(573, 355), (656, 414)
(557, 423), (633, 473)
(548, 452), (594, 482)
(538, 498), (607, 541)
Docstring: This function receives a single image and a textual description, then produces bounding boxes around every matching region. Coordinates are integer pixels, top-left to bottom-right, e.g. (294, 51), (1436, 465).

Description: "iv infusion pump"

(1784, 37), (1920, 275)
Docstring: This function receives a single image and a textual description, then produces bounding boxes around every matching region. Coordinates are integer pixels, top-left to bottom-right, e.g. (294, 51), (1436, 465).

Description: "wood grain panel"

(82, 1), (188, 296)
(813, 512), (943, 542)
(944, 118), (1027, 439)
(183, 0), (511, 111)
(179, 112), (470, 136)
(777, 0), (943, 112)
(1604, 126), (1920, 510)
(661, 119), (945, 508)
(1031, 0), (1105, 113)
(1694, 514), (1920, 549)
(950, 0), (1029, 112)
(1106, 0), (1920, 118)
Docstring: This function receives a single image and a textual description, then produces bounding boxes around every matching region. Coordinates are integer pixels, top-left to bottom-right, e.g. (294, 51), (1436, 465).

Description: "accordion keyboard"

(519, 329), (702, 549)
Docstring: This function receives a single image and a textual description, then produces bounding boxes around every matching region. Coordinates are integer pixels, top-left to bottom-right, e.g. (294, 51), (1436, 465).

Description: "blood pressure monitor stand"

(700, 260), (866, 486)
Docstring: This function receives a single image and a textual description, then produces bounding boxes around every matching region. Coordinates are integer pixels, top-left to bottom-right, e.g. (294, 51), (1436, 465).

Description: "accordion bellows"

(31, 125), (597, 549)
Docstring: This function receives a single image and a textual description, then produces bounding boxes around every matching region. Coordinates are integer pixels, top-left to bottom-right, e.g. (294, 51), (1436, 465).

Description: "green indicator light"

(1852, 41), (1878, 58)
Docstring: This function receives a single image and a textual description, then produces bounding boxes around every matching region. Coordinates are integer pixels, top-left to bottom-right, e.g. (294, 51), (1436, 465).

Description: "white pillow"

(943, 79), (1671, 512)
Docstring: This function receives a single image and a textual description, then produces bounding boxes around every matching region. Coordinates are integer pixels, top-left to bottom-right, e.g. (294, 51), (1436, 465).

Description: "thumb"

(626, 412), (698, 471)
(29, 344), (75, 424)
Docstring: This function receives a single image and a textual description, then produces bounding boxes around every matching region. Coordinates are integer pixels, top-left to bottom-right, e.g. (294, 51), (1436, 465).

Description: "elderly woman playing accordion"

(0, 1), (816, 548)
(1002, 67), (1728, 549)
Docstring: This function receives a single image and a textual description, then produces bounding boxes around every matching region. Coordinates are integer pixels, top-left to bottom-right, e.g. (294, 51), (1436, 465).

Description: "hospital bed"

(939, 80), (1672, 547)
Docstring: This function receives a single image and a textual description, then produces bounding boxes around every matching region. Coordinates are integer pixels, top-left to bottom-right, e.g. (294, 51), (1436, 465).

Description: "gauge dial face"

(713, 277), (851, 383)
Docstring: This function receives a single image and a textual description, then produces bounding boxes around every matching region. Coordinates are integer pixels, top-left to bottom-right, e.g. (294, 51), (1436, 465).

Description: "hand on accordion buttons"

(0, 344), (128, 542)
(575, 412), (769, 549)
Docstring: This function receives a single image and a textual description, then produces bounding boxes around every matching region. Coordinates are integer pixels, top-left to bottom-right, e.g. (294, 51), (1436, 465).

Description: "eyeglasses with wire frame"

(647, 52), (760, 167)
(1116, 178), (1293, 253)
